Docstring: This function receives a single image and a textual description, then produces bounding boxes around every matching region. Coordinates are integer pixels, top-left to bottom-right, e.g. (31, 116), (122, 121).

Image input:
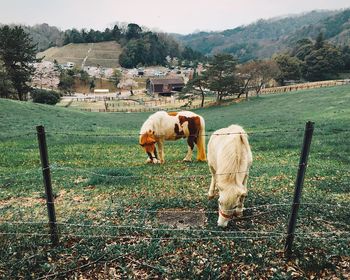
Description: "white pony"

(139, 111), (206, 163)
(207, 125), (253, 227)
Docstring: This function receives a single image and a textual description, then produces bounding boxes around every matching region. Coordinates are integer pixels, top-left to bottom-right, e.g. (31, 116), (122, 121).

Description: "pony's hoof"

(152, 159), (161, 164)
(146, 158), (152, 164)
(208, 194), (215, 200)
(183, 158), (192, 162)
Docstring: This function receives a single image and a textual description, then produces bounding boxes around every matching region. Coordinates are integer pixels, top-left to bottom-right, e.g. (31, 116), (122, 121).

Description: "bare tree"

(238, 60), (280, 99)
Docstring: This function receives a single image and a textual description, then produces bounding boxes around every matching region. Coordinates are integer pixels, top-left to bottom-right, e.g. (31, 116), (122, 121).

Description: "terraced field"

(37, 41), (122, 68)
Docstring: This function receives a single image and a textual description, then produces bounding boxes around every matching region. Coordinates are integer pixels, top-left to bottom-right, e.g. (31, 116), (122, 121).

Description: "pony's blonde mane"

(214, 126), (251, 187)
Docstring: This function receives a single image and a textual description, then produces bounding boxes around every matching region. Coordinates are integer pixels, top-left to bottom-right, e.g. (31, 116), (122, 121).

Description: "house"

(147, 77), (185, 96)
(65, 62), (75, 69)
(137, 68), (145, 76)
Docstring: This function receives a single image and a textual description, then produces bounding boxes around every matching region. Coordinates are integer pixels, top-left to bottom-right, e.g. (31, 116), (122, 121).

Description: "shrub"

(31, 89), (61, 105)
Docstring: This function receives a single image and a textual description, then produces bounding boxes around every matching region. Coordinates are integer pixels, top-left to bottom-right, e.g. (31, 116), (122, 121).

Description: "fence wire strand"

(0, 127), (349, 140)
(1, 221), (349, 235)
(1, 232), (349, 242)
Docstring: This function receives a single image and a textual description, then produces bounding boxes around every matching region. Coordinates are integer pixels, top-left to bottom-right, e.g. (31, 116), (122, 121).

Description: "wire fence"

(0, 124), (349, 257)
(1, 127), (350, 141)
(0, 226), (349, 241)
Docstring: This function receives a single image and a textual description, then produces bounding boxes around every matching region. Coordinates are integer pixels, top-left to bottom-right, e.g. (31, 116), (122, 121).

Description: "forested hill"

(175, 9), (350, 62)
(4, 23), (65, 52)
(5, 23), (203, 68)
(4, 8), (350, 66)
(285, 9), (350, 46)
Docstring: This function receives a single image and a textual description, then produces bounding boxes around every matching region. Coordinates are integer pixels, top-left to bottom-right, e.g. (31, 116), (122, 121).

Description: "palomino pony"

(207, 125), (253, 227)
(139, 111), (206, 164)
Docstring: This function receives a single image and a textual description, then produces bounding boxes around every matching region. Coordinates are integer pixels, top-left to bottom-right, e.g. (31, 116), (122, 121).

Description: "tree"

(119, 39), (148, 68)
(274, 54), (302, 85)
(303, 44), (343, 81)
(58, 70), (75, 95)
(31, 89), (61, 105)
(181, 46), (204, 62)
(182, 70), (209, 107)
(237, 60), (279, 98)
(118, 78), (138, 96)
(0, 58), (15, 99)
(341, 46), (350, 71)
(111, 25), (121, 41)
(109, 69), (122, 88)
(205, 54), (240, 102)
(126, 23), (142, 40)
(79, 70), (90, 85)
(291, 39), (313, 61)
(89, 78), (96, 93)
(0, 25), (38, 100)
(53, 59), (62, 72)
(314, 32), (325, 50)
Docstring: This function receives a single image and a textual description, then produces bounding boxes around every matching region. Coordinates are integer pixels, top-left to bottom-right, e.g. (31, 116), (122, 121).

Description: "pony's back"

(208, 125), (252, 184)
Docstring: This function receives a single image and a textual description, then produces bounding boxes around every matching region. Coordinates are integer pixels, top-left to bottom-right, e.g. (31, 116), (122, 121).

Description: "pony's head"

(217, 185), (247, 227)
(139, 130), (159, 163)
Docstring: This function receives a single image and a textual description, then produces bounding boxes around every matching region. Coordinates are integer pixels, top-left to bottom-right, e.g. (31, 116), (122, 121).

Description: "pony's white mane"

(140, 111), (168, 135)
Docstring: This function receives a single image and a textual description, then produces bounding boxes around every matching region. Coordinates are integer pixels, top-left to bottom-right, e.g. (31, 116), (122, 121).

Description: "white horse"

(139, 111), (206, 164)
(207, 125), (253, 227)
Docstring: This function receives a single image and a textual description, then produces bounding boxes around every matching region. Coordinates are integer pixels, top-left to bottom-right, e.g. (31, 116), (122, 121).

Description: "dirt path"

(81, 43), (94, 69)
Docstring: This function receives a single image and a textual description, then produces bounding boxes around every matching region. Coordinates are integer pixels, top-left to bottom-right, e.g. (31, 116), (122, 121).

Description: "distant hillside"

(37, 41), (122, 68)
(0, 23), (65, 52)
(285, 9), (350, 46)
(176, 9), (350, 62)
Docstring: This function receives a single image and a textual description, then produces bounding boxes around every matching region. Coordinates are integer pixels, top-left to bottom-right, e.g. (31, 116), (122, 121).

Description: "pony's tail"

(196, 116), (207, 161)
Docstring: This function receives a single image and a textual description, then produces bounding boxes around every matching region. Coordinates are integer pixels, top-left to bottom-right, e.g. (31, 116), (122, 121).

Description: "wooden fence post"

(36, 125), (59, 246)
(284, 121), (314, 256)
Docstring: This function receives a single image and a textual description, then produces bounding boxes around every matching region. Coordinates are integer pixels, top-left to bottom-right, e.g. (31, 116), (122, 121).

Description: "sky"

(1, 0), (349, 34)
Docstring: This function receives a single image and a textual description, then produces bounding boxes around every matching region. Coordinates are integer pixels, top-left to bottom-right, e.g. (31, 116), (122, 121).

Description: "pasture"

(62, 95), (216, 112)
(0, 85), (349, 278)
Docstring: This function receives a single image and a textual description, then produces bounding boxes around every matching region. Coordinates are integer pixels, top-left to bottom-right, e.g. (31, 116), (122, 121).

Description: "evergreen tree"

(274, 54), (302, 85)
(111, 25), (122, 41)
(291, 39), (313, 61)
(182, 70), (208, 107)
(0, 25), (38, 100)
(89, 78), (96, 92)
(314, 32), (325, 49)
(304, 44), (343, 81)
(58, 70), (75, 95)
(205, 53), (240, 102)
(109, 69), (122, 88)
(126, 23), (142, 40)
(0, 58), (15, 98)
(341, 46), (350, 71)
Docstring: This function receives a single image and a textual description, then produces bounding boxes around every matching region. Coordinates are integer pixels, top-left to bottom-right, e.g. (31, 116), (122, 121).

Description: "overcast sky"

(1, 0), (349, 34)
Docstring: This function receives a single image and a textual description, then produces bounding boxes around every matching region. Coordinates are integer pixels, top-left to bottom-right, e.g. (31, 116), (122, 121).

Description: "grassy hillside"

(0, 86), (349, 278)
(37, 41), (122, 68)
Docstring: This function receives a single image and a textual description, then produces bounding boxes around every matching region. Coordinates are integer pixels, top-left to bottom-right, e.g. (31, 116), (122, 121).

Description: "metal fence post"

(284, 121), (314, 256)
(37, 125), (59, 246)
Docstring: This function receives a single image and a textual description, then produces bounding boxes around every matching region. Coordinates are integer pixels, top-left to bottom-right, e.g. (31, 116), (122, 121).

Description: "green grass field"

(0, 85), (349, 278)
